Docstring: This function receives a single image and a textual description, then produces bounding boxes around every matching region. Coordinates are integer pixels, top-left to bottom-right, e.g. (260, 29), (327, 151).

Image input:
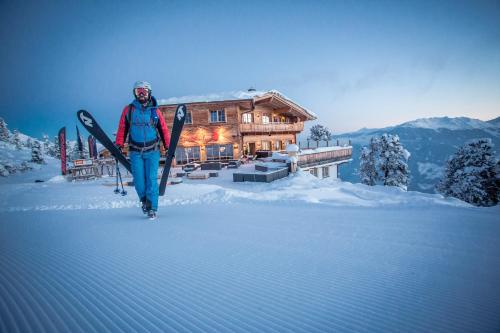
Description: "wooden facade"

(158, 91), (316, 164)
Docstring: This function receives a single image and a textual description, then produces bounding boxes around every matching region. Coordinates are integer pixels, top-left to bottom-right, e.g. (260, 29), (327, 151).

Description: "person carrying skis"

(116, 81), (170, 219)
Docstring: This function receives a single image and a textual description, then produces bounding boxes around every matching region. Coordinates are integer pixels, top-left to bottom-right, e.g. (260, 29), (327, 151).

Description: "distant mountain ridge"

(334, 116), (500, 193)
(400, 116), (498, 131)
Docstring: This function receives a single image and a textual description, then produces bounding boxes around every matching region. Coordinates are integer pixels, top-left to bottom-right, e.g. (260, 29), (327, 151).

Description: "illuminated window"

(262, 115), (270, 124)
(206, 144), (233, 160)
(261, 141), (271, 150)
(242, 113), (253, 123)
(175, 146), (201, 164)
(210, 109), (226, 123)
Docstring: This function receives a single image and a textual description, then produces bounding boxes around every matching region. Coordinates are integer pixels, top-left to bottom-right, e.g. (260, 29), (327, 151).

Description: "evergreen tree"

(26, 138), (33, 149)
(19, 161), (31, 172)
(43, 134), (50, 154)
(437, 138), (499, 206)
(66, 140), (72, 161)
(309, 124), (333, 142)
(359, 137), (379, 186)
(31, 141), (44, 164)
(0, 117), (9, 142)
(0, 163), (8, 177)
(12, 130), (22, 150)
(54, 136), (61, 159)
(82, 140), (89, 159)
(378, 134), (411, 190)
(42, 134), (55, 157)
(69, 142), (82, 161)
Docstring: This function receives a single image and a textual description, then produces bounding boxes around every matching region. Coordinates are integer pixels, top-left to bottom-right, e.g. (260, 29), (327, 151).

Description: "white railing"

(298, 147), (352, 167)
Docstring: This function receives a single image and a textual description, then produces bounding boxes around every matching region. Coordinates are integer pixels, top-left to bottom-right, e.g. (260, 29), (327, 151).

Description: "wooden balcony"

(239, 122), (304, 134)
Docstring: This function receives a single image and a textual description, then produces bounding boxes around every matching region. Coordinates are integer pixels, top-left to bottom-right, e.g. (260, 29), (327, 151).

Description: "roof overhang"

(254, 92), (317, 121)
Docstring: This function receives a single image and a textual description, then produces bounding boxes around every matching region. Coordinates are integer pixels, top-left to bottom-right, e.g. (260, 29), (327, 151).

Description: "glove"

(115, 143), (123, 154)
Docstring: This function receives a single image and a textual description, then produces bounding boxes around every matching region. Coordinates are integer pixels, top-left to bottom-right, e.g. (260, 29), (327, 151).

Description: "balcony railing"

(298, 147), (353, 168)
(239, 122), (304, 133)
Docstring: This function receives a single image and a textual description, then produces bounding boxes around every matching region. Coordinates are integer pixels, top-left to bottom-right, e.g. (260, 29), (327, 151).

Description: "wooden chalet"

(158, 90), (317, 164)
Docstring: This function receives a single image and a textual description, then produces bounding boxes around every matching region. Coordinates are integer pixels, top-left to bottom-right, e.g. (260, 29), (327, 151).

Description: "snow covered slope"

(400, 116), (498, 131)
(0, 162), (499, 332)
(334, 116), (500, 193)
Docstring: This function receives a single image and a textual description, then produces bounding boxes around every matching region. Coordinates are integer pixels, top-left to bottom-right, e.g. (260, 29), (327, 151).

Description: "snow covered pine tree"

(54, 136), (60, 159)
(31, 141), (44, 164)
(378, 134), (411, 190)
(309, 124), (332, 142)
(12, 130), (22, 150)
(42, 134), (55, 157)
(359, 137), (380, 186)
(437, 138), (499, 207)
(0, 117), (10, 142)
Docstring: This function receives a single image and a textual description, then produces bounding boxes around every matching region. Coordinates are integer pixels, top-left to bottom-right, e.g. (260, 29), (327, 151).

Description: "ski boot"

(141, 197), (150, 215)
(147, 210), (157, 220)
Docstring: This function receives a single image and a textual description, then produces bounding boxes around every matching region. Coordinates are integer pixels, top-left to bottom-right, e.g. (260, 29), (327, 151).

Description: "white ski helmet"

(133, 80), (152, 91)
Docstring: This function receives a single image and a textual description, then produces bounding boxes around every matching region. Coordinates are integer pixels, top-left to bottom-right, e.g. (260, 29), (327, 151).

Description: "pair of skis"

(77, 104), (187, 196)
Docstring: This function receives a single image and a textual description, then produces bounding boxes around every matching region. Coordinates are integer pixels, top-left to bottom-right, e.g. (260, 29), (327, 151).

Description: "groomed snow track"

(1, 203), (499, 333)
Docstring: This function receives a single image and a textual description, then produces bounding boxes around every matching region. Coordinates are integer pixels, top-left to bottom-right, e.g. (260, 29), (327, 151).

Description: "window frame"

(242, 113), (253, 124)
(205, 143), (233, 161)
(262, 114), (270, 125)
(261, 141), (271, 151)
(185, 111), (193, 124)
(210, 109), (226, 123)
(322, 166), (330, 178)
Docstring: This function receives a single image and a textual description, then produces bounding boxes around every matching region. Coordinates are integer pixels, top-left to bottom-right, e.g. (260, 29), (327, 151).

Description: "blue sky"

(0, 0), (499, 140)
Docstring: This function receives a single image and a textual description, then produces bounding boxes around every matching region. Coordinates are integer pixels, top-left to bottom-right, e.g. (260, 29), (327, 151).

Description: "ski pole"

(114, 159), (120, 194)
(116, 162), (127, 196)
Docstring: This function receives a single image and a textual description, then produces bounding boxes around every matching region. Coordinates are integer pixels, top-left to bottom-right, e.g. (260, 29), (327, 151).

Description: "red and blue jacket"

(116, 96), (170, 151)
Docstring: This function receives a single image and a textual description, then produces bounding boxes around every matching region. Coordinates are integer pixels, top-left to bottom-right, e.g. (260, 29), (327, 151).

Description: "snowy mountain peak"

(400, 116), (497, 131)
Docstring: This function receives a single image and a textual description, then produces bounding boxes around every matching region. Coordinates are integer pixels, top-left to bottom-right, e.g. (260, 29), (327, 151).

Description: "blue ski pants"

(130, 150), (160, 211)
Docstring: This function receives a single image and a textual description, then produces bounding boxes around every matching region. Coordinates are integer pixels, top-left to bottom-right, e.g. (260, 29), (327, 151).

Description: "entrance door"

(248, 143), (256, 155)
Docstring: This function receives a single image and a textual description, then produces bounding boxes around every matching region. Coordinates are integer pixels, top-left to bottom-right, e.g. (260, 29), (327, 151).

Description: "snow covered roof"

(158, 90), (264, 105)
(158, 90), (317, 120)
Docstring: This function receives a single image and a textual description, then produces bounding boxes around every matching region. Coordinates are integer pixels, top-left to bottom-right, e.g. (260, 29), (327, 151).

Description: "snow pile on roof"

(158, 90), (267, 105)
(158, 89), (317, 118)
(285, 144), (299, 153)
(400, 116), (498, 131)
